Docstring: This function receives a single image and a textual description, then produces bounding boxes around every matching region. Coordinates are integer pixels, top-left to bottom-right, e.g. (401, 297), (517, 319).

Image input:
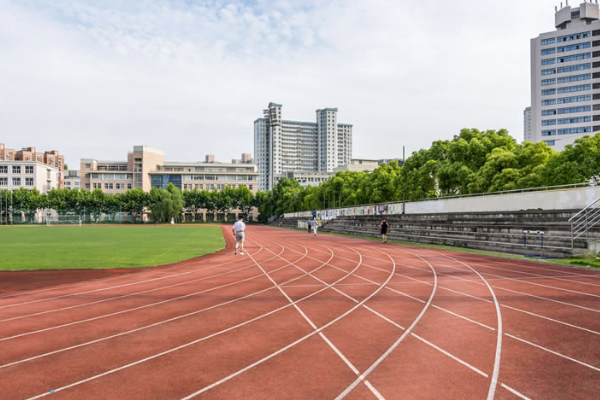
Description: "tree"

(119, 188), (148, 222)
(12, 188), (41, 222)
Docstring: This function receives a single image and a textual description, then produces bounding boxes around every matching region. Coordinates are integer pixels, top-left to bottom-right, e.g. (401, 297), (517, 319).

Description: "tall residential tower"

(254, 102), (353, 190)
(530, 1), (600, 151)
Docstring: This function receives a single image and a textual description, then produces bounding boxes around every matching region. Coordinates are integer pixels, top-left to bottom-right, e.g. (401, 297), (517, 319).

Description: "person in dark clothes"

(307, 219), (312, 233)
(380, 219), (389, 243)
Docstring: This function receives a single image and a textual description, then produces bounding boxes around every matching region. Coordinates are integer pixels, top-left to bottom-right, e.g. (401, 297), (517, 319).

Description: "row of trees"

(257, 130), (600, 218)
(0, 184), (260, 223)
(3, 129), (599, 223)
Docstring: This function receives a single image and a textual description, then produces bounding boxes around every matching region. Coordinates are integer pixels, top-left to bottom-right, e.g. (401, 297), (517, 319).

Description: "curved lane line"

(0, 236), (332, 369)
(0, 241), (265, 311)
(332, 249), (437, 399)
(17, 233), (370, 399)
(440, 254), (503, 400)
(253, 240), (387, 398)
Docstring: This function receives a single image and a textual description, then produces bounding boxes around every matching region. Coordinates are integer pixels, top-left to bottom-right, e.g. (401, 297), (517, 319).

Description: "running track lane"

(0, 225), (599, 399)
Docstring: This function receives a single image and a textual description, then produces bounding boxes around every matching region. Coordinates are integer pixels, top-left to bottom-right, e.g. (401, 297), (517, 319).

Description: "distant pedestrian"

(232, 215), (246, 255)
(380, 219), (389, 243)
(307, 220), (312, 234)
(312, 217), (318, 236)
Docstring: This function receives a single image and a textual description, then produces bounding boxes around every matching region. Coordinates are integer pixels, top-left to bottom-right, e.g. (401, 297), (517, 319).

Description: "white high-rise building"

(524, 106), (532, 142)
(254, 102), (353, 190)
(530, 1), (600, 151)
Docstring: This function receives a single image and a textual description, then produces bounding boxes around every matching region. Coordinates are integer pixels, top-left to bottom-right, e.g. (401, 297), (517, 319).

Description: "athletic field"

(0, 225), (599, 399)
(0, 225), (224, 271)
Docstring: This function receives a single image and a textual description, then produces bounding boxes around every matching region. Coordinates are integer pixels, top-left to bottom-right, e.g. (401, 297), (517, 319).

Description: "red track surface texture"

(1, 226), (600, 400)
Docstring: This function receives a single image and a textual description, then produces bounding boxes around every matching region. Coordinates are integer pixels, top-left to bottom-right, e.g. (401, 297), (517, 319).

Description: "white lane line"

(452, 260), (600, 289)
(250, 240), (385, 399)
(432, 265), (600, 314)
(500, 383), (533, 400)
(455, 254), (600, 278)
(0, 241), (241, 301)
(0, 253), (257, 311)
(363, 251), (600, 373)
(505, 333), (600, 373)
(0, 264), (259, 324)
(21, 237), (391, 400)
(0, 248), (294, 343)
(176, 245), (397, 400)
(334, 252), (437, 400)
(0, 243), (331, 369)
(441, 255), (502, 400)
(307, 251), (527, 399)
(320, 246), (600, 337)
(436, 262), (600, 299)
(411, 333), (488, 378)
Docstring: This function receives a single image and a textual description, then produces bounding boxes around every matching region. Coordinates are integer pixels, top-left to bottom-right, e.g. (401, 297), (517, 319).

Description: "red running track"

(1, 225), (600, 400)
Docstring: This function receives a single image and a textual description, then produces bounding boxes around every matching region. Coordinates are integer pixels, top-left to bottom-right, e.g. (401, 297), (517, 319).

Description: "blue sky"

(0, 0), (559, 166)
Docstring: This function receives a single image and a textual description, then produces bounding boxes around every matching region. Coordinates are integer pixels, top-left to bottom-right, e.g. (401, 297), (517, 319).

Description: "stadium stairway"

(285, 210), (600, 258)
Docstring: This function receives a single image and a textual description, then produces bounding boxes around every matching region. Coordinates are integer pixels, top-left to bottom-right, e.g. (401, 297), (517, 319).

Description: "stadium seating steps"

(279, 210), (600, 258)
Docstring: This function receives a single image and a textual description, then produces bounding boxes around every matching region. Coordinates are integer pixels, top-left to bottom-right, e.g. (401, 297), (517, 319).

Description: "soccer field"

(0, 225), (225, 271)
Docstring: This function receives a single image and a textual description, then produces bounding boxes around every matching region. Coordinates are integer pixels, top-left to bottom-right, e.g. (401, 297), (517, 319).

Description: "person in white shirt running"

(232, 216), (246, 255)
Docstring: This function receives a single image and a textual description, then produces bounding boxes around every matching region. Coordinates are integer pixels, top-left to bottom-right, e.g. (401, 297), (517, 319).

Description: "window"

(557, 63), (591, 73)
(542, 119), (557, 126)
(557, 73), (591, 83)
(541, 38), (556, 46)
(557, 105), (591, 114)
(542, 78), (556, 86)
(127, 183), (132, 190)
(558, 116), (591, 124)
(557, 94), (591, 104)
(542, 99), (556, 106)
(558, 127), (592, 134)
(557, 53), (591, 63)
(542, 89), (556, 96)
(542, 109), (557, 116)
(0, 166), (6, 174)
(544, 140), (556, 146)
(557, 42), (591, 53)
(542, 58), (556, 65)
(542, 48), (556, 56)
(25, 166), (34, 174)
(104, 183), (113, 189)
(12, 166), (21, 174)
(85, 183), (90, 189)
(542, 130), (556, 136)
(12, 177), (21, 186)
(25, 178), (34, 186)
(0, 177), (6, 186)
(557, 31), (591, 42)
(557, 84), (591, 94)
(85, 164), (91, 169)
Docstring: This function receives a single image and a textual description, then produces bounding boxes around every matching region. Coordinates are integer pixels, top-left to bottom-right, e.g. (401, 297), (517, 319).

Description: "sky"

(0, 0), (563, 167)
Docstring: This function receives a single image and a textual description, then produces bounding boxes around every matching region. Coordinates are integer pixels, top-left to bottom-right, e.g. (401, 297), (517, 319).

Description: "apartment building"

(81, 146), (258, 194)
(151, 162), (258, 193)
(0, 143), (65, 187)
(254, 102), (353, 190)
(0, 161), (60, 192)
(64, 170), (81, 191)
(529, 1), (600, 150)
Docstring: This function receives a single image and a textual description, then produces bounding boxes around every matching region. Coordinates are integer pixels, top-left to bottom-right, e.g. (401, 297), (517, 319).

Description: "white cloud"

(0, 0), (557, 165)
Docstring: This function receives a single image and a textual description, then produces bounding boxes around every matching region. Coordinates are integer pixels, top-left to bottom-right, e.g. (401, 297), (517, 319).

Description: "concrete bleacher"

(306, 210), (600, 258)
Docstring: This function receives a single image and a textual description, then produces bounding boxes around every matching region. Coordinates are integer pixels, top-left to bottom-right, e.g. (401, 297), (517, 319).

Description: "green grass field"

(0, 225), (225, 271)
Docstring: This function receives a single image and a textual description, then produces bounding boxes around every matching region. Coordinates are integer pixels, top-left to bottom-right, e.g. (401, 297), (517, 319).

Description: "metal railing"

(569, 198), (600, 248)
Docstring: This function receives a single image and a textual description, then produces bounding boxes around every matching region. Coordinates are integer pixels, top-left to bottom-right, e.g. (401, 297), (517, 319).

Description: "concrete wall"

(283, 186), (600, 219)
(405, 186), (600, 214)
